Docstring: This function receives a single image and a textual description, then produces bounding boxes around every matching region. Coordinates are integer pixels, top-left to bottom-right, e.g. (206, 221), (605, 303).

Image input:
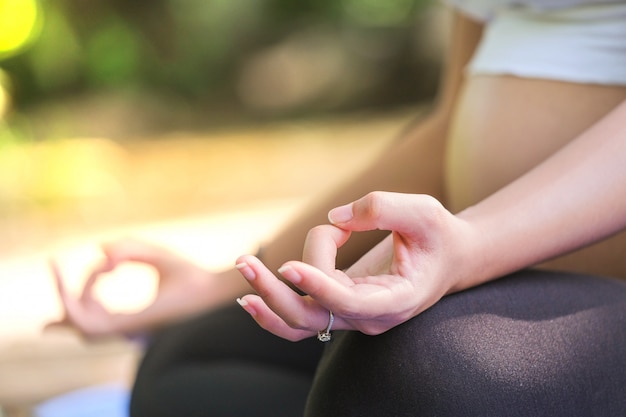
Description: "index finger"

(302, 224), (351, 275)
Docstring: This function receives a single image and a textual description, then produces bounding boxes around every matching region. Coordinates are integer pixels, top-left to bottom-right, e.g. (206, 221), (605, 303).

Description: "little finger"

(236, 295), (316, 341)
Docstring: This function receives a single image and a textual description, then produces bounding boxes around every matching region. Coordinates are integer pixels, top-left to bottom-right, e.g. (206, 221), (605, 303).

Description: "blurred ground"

(0, 105), (423, 415)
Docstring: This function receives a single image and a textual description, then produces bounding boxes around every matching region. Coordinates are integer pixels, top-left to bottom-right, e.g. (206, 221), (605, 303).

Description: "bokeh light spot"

(0, 0), (42, 59)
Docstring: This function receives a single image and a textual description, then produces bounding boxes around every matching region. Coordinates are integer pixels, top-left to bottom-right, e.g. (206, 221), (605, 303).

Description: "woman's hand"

(236, 101), (626, 342)
(236, 192), (478, 341)
(47, 238), (236, 339)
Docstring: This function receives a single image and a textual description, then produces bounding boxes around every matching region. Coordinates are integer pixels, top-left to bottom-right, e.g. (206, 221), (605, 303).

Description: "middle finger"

(236, 255), (328, 331)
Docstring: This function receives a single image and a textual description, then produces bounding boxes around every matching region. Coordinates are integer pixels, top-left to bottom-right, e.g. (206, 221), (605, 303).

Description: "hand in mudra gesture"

(236, 192), (476, 341)
(47, 238), (216, 339)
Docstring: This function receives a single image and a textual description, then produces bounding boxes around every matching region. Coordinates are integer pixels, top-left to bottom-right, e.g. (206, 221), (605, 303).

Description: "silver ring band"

(317, 310), (334, 342)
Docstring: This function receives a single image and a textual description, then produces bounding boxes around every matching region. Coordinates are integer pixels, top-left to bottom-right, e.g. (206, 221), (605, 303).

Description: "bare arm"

(455, 98), (626, 290)
(235, 98), (626, 340)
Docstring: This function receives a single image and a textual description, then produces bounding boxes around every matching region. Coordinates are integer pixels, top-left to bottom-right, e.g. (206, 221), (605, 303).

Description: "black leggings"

(130, 270), (626, 417)
(129, 302), (324, 417)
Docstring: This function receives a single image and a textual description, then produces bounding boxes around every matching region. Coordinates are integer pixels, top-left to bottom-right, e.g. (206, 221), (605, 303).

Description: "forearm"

(456, 99), (626, 290)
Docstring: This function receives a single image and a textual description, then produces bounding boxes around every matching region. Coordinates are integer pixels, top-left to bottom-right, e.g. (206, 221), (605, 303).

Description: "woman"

(51, 1), (626, 415)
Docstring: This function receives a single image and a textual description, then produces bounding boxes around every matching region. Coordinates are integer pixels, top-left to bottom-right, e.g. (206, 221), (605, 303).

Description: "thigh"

(305, 270), (626, 417)
(131, 304), (324, 417)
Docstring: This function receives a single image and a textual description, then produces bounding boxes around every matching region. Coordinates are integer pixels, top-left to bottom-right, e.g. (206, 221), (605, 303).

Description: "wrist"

(453, 200), (536, 291)
(444, 212), (496, 293)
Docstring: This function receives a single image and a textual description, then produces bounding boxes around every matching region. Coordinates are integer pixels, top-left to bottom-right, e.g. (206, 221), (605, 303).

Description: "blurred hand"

(46, 238), (222, 339)
(236, 192), (475, 341)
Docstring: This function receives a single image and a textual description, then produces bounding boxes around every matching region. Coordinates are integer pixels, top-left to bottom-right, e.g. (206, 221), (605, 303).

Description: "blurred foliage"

(0, 0), (443, 140)
(0, 0), (449, 222)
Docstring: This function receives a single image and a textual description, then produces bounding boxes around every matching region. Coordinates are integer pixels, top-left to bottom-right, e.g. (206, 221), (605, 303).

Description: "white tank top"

(445, 0), (626, 85)
(447, 0), (626, 20)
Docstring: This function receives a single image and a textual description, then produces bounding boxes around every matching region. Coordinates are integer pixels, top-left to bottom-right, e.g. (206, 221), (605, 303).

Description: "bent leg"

(131, 304), (323, 417)
(305, 270), (626, 417)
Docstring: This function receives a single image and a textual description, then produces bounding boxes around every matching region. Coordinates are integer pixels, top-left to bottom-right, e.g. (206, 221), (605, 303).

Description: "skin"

(236, 98), (626, 340)
(447, 75), (626, 279)
(50, 11), (626, 340)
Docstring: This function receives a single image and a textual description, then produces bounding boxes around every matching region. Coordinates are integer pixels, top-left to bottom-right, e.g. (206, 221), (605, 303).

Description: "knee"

(305, 307), (480, 416)
(306, 275), (626, 416)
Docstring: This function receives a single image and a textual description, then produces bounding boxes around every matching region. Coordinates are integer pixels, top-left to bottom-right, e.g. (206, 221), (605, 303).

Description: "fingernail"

(236, 297), (257, 316)
(328, 204), (353, 224)
(278, 264), (302, 284)
(236, 262), (256, 281)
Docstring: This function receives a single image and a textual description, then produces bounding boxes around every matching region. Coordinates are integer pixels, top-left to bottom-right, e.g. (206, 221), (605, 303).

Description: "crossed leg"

(130, 304), (323, 417)
(305, 270), (626, 417)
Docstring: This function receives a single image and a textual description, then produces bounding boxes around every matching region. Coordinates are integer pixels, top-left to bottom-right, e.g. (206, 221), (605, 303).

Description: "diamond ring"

(317, 310), (334, 342)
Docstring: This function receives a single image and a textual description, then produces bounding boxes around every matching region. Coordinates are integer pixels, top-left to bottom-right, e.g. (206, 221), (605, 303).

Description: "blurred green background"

(0, 0), (444, 139)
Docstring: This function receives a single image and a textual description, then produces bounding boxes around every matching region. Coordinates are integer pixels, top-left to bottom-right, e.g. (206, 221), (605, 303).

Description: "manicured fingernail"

(236, 262), (256, 281)
(328, 204), (353, 224)
(278, 264), (302, 284)
(236, 298), (257, 316)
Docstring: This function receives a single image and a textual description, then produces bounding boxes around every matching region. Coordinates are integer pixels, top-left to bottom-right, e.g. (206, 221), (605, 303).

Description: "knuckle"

(254, 285), (272, 299)
(333, 300), (360, 318)
(306, 225), (330, 241)
(359, 191), (385, 221)
(419, 195), (446, 224)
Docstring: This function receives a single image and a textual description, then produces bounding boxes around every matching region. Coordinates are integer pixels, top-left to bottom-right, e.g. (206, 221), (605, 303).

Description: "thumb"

(327, 191), (445, 234)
